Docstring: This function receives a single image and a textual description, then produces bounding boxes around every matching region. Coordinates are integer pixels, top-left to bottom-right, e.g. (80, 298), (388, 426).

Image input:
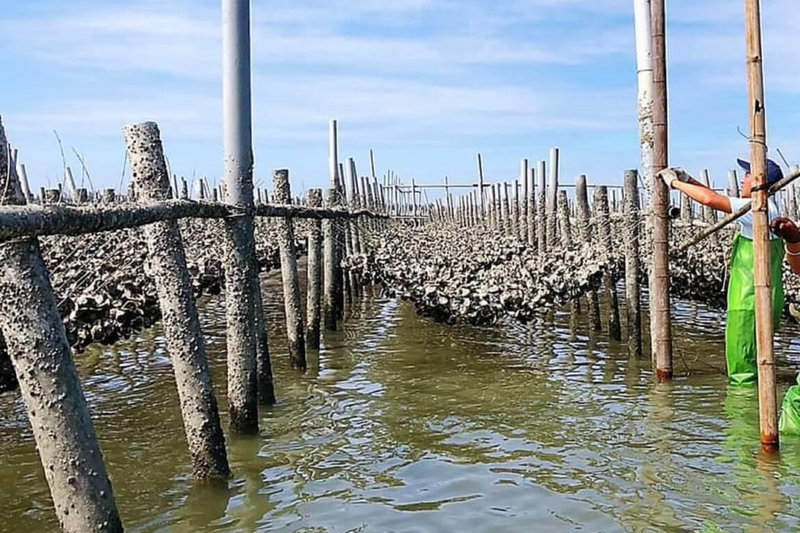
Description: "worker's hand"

(770, 217), (800, 243)
(657, 167), (690, 189)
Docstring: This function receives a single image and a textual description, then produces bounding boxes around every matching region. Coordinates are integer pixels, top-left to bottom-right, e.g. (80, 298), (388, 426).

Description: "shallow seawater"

(4, 274), (800, 532)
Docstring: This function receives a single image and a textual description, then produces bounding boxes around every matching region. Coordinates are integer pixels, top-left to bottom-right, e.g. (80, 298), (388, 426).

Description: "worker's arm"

(771, 217), (800, 275)
(671, 180), (732, 213)
(659, 168), (732, 213)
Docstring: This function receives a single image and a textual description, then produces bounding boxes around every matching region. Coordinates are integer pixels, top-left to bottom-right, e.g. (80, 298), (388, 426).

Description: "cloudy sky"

(1, 0), (798, 195)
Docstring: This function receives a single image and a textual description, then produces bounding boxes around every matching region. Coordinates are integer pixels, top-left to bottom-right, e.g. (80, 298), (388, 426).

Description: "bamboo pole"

(323, 186), (339, 331)
(125, 122), (230, 479)
(650, 0), (673, 380)
(744, 0), (778, 449)
(558, 190), (571, 247)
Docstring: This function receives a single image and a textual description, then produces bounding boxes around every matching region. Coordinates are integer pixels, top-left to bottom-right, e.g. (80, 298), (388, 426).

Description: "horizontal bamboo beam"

(0, 200), (385, 242)
(678, 167), (800, 251)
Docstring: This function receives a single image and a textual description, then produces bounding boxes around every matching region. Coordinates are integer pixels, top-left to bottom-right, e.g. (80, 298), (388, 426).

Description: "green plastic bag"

(780, 379), (800, 435)
(725, 234), (785, 386)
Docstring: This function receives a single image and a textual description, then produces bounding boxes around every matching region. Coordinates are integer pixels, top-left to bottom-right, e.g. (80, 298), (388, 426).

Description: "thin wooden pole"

(527, 167), (536, 248)
(744, 0), (778, 450)
(596, 186), (622, 341)
(650, 0), (673, 380)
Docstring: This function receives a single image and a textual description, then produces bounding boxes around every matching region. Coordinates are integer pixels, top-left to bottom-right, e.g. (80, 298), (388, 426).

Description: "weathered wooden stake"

(521, 160), (530, 244)
(0, 117), (123, 532)
(624, 170), (643, 357)
(125, 121), (230, 479)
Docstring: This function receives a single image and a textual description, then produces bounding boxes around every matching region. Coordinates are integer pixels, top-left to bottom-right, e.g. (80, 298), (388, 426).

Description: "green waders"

(725, 233), (785, 386)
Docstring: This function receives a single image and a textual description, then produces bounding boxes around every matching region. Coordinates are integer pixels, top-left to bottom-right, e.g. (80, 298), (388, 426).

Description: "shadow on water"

(4, 274), (800, 531)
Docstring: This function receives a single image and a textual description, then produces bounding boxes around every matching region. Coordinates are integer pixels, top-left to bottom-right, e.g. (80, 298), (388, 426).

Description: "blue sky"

(1, 0), (798, 196)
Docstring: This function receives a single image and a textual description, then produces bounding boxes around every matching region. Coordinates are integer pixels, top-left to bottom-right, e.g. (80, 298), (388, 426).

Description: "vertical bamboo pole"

(0, 117), (123, 532)
(651, 0), (673, 380)
(728, 170), (741, 198)
(125, 122), (230, 480)
(222, 0), (259, 431)
(18, 162), (32, 203)
(348, 158), (362, 254)
(624, 170), (643, 357)
(744, 0), (778, 450)
(490, 184), (497, 230)
(634, 0), (655, 201)
(273, 169), (306, 370)
(503, 182), (511, 235)
(520, 160), (529, 243)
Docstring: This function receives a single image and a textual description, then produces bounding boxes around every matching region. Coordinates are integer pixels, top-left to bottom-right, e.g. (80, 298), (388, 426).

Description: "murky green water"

(4, 273), (800, 532)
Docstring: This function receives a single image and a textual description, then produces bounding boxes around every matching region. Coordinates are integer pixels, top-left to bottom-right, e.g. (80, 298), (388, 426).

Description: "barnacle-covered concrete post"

(125, 121), (230, 479)
(221, 0), (259, 432)
(306, 189), (324, 350)
(624, 170), (643, 357)
(273, 169), (307, 370)
(577, 175), (601, 331)
(0, 117), (123, 532)
(595, 186), (622, 341)
(323, 186), (339, 331)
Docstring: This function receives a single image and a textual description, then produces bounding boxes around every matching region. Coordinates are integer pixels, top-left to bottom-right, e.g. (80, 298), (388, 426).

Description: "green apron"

(725, 233), (785, 386)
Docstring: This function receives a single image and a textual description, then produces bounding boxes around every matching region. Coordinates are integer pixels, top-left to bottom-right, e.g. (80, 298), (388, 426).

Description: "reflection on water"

(3, 279), (800, 532)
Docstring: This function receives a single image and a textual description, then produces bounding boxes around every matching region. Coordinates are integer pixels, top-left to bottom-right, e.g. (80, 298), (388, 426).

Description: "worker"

(658, 159), (785, 385)
(767, 216), (800, 434)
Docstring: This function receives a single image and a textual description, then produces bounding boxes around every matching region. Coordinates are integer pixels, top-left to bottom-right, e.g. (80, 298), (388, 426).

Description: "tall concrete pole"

(221, 0), (260, 432)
